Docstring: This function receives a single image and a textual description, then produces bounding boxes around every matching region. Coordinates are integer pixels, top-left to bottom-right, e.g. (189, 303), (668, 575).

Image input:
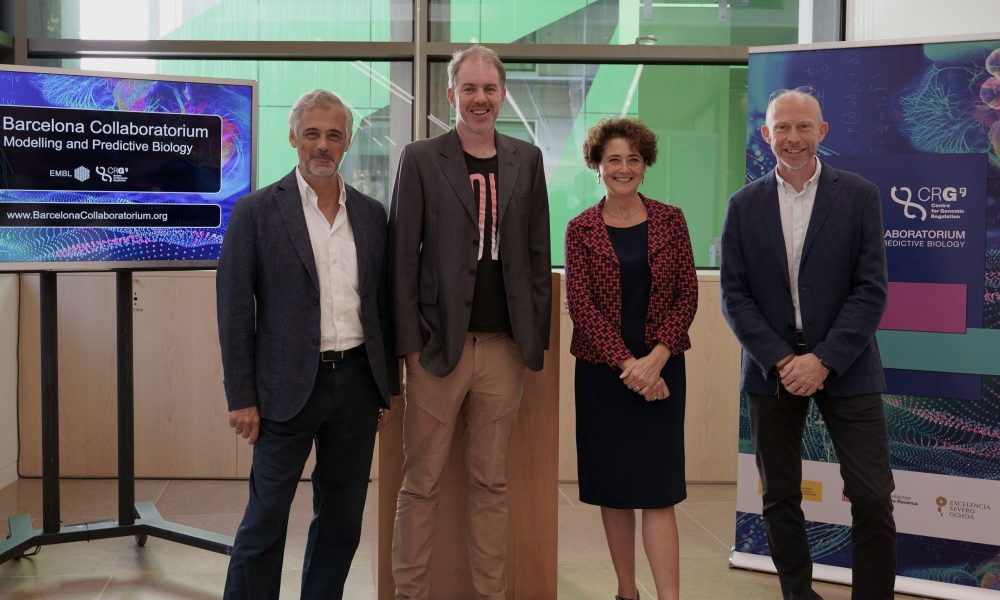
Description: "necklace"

(603, 201), (643, 220)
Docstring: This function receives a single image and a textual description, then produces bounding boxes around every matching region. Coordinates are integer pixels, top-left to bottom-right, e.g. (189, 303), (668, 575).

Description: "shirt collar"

(775, 158), (822, 195)
(295, 166), (347, 210)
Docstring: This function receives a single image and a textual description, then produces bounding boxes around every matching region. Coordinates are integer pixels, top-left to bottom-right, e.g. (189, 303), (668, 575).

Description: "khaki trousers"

(392, 332), (526, 600)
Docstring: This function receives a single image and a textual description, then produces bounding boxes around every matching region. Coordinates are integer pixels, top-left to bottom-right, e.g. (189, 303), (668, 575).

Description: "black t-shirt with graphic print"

(464, 152), (512, 334)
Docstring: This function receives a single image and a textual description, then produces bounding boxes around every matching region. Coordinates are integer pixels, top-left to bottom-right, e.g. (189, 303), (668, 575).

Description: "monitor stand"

(1, 270), (233, 563)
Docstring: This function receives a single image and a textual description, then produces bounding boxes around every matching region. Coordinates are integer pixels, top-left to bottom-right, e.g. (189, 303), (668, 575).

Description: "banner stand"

(732, 33), (1000, 600)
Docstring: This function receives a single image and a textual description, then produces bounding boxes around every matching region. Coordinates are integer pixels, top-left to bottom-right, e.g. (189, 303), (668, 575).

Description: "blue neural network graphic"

(0, 69), (253, 265)
(898, 65), (994, 156)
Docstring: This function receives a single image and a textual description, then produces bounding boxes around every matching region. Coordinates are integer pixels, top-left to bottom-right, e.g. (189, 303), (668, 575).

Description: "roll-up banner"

(733, 36), (1000, 599)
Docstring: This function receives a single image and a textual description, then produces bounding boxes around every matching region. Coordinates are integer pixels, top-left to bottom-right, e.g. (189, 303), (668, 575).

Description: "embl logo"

(74, 166), (90, 182)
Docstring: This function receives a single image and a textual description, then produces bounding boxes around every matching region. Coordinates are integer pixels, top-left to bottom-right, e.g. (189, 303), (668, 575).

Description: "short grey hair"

(447, 45), (506, 90)
(288, 89), (354, 141)
(765, 88), (823, 127)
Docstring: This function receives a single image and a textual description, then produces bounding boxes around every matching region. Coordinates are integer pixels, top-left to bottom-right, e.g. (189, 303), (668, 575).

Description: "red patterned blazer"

(565, 195), (698, 368)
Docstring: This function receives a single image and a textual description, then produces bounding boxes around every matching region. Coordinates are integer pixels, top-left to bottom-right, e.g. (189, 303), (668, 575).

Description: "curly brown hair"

(583, 118), (658, 170)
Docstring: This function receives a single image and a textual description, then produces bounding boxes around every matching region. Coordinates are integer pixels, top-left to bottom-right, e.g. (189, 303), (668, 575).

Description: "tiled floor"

(0, 478), (929, 599)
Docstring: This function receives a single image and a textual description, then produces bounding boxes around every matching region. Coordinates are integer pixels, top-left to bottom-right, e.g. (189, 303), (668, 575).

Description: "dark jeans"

(224, 355), (380, 600)
(748, 390), (896, 600)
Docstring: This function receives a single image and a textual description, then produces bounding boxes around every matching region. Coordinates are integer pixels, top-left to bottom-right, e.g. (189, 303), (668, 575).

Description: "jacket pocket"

(419, 283), (438, 305)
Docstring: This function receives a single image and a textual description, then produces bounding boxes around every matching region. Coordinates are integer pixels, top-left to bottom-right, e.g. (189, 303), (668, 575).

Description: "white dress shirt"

(295, 167), (365, 352)
(775, 159), (823, 330)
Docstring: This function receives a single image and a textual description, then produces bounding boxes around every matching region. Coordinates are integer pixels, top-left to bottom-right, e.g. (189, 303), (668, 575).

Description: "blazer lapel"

(756, 172), (791, 287)
(644, 196), (669, 255)
(578, 200), (617, 261)
(437, 130), (478, 225)
(345, 186), (370, 294)
(495, 133), (520, 227)
(800, 165), (838, 266)
(274, 169), (319, 290)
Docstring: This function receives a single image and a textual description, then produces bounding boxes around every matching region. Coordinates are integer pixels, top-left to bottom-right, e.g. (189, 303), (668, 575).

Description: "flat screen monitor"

(0, 64), (256, 272)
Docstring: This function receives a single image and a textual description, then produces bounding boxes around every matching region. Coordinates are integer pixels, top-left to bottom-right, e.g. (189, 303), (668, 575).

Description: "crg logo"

(95, 165), (128, 183)
(890, 185), (966, 222)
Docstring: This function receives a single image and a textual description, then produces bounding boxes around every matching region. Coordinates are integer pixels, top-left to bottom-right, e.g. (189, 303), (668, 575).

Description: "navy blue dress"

(575, 221), (687, 509)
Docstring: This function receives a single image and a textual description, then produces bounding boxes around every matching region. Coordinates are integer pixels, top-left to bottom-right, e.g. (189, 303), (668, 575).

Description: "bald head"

(765, 90), (823, 129)
(761, 89), (829, 184)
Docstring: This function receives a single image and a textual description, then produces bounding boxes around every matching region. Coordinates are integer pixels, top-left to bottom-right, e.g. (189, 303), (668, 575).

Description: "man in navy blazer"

(217, 89), (396, 600)
(720, 89), (896, 600)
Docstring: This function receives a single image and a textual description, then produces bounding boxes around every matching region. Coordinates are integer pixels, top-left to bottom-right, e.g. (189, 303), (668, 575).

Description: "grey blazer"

(389, 130), (552, 377)
(217, 169), (397, 422)
(720, 163), (888, 397)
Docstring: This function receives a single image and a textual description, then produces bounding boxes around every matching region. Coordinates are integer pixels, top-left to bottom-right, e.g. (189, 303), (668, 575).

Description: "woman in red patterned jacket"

(565, 118), (698, 600)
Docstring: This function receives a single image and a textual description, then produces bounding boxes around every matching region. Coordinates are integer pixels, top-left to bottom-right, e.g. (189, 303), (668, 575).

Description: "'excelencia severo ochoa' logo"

(890, 185), (966, 222)
(936, 496), (992, 520)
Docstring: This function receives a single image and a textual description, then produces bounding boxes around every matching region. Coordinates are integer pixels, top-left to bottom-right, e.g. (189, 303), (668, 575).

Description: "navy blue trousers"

(224, 355), (380, 600)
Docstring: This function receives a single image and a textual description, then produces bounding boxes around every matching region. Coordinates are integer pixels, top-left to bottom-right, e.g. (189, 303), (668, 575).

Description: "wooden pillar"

(377, 272), (560, 599)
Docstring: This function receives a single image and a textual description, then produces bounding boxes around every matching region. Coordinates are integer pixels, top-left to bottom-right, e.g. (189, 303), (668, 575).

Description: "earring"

(596, 172), (602, 181)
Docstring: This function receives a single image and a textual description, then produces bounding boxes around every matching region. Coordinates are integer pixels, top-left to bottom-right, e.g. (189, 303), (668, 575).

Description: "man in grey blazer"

(721, 89), (896, 600)
(389, 45), (551, 600)
(217, 89), (396, 600)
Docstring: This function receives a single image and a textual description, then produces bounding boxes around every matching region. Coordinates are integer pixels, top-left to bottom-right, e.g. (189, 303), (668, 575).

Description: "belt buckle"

(320, 349), (346, 363)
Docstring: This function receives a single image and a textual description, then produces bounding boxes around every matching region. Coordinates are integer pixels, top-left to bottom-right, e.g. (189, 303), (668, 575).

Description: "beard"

(459, 107), (497, 135)
(302, 154), (340, 178)
(777, 149), (814, 172)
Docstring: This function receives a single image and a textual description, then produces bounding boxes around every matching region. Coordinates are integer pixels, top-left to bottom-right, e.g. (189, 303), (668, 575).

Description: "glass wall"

(34, 58), (414, 199)
(29, 0), (413, 41)
(18, 0), (804, 267)
(429, 62), (747, 265)
(430, 0), (797, 46)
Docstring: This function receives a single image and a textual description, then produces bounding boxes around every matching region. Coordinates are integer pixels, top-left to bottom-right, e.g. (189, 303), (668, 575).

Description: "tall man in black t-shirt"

(388, 45), (551, 600)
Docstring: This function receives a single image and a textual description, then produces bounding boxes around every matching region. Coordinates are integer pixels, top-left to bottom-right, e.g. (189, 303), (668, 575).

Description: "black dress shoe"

(614, 593), (639, 600)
